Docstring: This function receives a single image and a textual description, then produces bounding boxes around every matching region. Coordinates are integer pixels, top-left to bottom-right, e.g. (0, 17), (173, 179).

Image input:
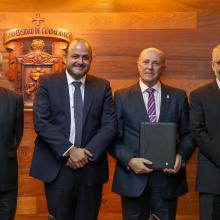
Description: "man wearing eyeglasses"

(190, 45), (220, 220)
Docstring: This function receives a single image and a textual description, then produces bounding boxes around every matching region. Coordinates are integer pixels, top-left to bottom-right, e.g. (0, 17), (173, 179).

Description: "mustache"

(73, 63), (84, 66)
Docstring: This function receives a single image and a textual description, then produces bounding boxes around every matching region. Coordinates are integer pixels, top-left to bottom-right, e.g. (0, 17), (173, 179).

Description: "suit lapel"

(57, 73), (93, 137)
(0, 88), (8, 114)
(209, 80), (220, 105)
(159, 84), (171, 122)
(57, 73), (71, 135)
(210, 80), (220, 96)
(0, 88), (8, 140)
(130, 83), (150, 123)
(82, 75), (93, 128)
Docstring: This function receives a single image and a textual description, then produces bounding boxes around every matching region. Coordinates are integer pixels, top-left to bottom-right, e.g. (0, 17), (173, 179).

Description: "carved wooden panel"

(0, 1), (217, 219)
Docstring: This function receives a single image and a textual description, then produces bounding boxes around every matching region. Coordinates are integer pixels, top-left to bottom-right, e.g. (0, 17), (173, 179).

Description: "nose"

(77, 57), (83, 65)
(146, 62), (153, 69)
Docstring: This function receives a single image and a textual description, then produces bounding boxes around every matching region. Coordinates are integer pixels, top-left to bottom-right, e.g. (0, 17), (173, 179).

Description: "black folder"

(140, 122), (177, 170)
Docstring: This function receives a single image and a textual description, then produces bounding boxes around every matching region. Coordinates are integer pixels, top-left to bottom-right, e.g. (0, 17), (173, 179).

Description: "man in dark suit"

(0, 87), (23, 220)
(30, 38), (117, 220)
(110, 48), (194, 220)
(190, 45), (220, 220)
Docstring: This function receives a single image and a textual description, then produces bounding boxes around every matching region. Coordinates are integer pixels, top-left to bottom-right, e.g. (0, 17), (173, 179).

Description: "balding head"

(64, 38), (92, 80)
(138, 48), (166, 65)
(137, 47), (166, 87)
(212, 45), (220, 62)
(65, 38), (92, 57)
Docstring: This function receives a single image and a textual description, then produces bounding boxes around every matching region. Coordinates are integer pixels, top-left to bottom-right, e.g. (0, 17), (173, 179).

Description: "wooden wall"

(1, 0), (220, 219)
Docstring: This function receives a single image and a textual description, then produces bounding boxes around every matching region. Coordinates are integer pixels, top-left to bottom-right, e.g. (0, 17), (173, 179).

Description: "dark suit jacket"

(190, 80), (220, 194)
(110, 82), (194, 198)
(30, 72), (117, 185)
(0, 87), (23, 190)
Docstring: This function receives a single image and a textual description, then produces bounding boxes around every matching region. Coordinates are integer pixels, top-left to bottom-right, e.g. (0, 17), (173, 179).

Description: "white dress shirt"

(139, 79), (161, 122)
(63, 71), (86, 156)
(216, 78), (220, 90)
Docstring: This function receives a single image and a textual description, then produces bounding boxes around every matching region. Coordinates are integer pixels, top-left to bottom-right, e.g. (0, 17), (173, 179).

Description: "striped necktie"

(146, 87), (156, 123)
(72, 81), (83, 146)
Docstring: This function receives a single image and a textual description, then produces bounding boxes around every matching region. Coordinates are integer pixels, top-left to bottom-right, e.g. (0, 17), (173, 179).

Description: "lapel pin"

(166, 94), (170, 99)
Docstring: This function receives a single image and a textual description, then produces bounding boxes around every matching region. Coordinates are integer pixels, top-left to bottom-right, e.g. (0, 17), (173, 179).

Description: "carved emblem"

(25, 67), (45, 96)
(23, 39), (54, 64)
(3, 14), (72, 108)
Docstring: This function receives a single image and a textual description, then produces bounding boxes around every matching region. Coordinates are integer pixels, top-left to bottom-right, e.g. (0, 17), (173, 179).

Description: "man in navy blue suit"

(110, 48), (195, 220)
(30, 39), (117, 220)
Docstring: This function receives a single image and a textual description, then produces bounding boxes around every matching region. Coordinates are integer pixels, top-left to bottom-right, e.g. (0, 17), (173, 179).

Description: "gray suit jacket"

(190, 80), (220, 194)
(110, 82), (194, 198)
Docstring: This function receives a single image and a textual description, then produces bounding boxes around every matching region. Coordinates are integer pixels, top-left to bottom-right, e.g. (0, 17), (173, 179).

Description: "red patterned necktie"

(146, 87), (156, 123)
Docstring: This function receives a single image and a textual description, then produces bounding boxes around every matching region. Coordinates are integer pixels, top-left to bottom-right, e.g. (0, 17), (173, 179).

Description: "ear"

(137, 60), (141, 72)
(63, 56), (67, 64)
(211, 61), (215, 72)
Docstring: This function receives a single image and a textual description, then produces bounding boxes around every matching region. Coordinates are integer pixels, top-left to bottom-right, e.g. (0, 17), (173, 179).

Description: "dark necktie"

(72, 81), (83, 146)
(146, 87), (156, 123)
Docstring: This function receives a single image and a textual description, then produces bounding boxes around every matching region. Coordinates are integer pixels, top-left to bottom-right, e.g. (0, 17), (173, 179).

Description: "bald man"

(30, 39), (117, 220)
(110, 48), (194, 220)
(190, 45), (220, 220)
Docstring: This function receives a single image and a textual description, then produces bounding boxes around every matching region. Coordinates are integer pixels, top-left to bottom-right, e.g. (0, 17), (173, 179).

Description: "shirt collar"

(216, 78), (220, 90)
(139, 78), (161, 94)
(66, 70), (86, 86)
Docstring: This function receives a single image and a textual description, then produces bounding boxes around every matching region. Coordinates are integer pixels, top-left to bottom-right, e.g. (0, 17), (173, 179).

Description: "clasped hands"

(66, 147), (93, 170)
(128, 154), (182, 174)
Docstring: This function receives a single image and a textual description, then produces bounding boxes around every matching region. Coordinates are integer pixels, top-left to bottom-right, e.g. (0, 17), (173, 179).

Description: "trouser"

(199, 192), (220, 220)
(45, 165), (103, 220)
(0, 188), (18, 220)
